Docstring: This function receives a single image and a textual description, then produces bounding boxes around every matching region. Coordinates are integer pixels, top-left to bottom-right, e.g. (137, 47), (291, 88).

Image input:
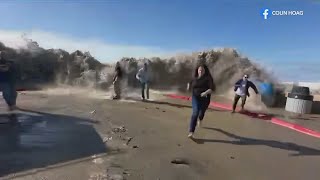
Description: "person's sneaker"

(231, 110), (235, 114)
(188, 132), (194, 138)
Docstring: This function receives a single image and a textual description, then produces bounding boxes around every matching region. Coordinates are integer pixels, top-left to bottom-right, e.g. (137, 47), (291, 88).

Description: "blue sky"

(0, 0), (319, 82)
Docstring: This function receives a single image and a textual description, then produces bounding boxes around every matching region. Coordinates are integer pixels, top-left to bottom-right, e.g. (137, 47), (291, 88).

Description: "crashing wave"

(0, 39), (277, 94)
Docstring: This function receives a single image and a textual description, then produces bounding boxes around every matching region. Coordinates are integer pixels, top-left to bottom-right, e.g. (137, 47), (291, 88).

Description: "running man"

(232, 74), (259, 113)
(136, 63), (150, 100)
(187, 64), (215, 138)
(0, 51), (18, 111)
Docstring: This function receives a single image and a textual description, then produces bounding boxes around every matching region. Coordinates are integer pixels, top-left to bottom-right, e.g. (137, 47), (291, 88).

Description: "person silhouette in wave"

(112, 61), (123, 100)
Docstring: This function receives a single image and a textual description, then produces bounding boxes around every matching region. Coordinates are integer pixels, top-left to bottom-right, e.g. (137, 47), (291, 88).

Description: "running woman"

(187, 64), (215, 138)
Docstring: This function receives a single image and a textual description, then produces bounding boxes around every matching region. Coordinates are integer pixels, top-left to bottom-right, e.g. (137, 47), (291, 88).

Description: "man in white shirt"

(232, 74), (259, 113)
(136, 63), (150, 100)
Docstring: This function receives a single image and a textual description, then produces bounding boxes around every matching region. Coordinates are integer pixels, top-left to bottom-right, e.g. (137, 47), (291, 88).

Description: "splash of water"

(99, 48), (276, 94)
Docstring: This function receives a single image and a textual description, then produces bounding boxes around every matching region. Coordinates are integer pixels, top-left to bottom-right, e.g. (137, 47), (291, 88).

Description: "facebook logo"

(261, 8), (271, 19)
(260, 8), (304, 20)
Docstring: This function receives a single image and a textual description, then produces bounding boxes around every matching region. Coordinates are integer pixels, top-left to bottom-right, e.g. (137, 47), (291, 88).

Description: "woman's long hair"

(193, 63), (216, 91)
(193, 64), (213, 79)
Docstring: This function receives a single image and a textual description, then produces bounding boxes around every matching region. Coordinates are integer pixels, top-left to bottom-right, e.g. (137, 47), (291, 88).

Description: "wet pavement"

(0, 110), (106, 178)
(103, 95), (320, 180)
(0, 90), (320, 180)
(204, 94), (320, 132)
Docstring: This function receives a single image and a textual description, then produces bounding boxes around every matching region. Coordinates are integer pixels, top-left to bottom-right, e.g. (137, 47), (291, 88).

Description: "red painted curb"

(165, 94), (320, 139)
(271, 118), (320, 138)
(166, 94), (191, 101)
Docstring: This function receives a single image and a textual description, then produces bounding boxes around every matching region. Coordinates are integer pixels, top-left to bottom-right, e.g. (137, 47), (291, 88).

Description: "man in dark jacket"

(0, 51), (18, 111)
(232, 74), (258, 113)
(112, 61), (122, 100)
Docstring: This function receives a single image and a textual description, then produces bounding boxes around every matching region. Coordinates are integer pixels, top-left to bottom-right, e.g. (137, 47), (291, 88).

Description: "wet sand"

(1, 90), (320, 180)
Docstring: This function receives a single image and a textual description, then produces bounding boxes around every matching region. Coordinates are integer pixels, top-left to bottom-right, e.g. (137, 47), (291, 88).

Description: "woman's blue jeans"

(0, 83), (17, 106)
(189, 94), (210, 133)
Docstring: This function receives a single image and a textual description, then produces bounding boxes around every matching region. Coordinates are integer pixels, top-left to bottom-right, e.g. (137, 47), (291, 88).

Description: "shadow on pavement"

(238, 110), (284, 121)
(0, 109), (106, 177)
(192, 127), (320, 156)
(143, 99), (192, 109)
(238, 111), (274, 121)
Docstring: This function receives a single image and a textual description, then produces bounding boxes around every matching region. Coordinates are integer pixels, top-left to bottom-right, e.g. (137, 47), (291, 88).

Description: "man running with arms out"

(136, 63), (150, 100)
(232, 74), (259, 113)
(0, 51), (18, 111)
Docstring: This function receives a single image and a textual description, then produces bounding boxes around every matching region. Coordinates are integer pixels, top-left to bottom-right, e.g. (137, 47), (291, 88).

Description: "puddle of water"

(0, 112), (107, 177)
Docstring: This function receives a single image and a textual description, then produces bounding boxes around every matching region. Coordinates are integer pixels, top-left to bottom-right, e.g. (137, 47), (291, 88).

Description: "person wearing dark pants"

(112, 62), (123, 100)
(140, 81), (149, 100)
(0, 51), (18, 111)
(232, 74), (258, 113)
(136, 63), (150, 100)
(189, 95), (210, 133)
(232, 94), (247, 112)
(0, 83), (17, 108)
(187, 64), (215, 138)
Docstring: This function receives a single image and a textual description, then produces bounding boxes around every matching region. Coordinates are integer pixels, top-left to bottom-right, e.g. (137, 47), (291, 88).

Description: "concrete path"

(0, 91), (319, 180)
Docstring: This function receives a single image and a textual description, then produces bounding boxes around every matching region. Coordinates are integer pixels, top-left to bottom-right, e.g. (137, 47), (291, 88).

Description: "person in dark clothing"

(0, 51), (18, 111)
(187, 64), (215, 138)
(112, 62), (123, 100)
(232, 74), (259, 113)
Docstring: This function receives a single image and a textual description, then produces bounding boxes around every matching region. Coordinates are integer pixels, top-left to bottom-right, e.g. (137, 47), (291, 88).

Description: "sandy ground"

(1, 89), (320, 180)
